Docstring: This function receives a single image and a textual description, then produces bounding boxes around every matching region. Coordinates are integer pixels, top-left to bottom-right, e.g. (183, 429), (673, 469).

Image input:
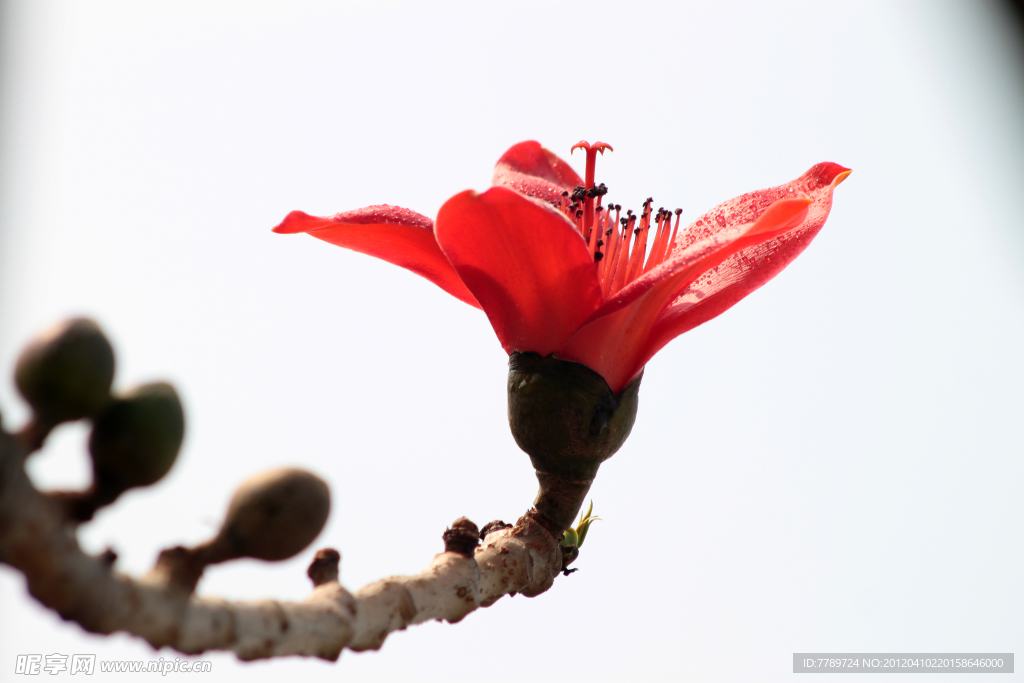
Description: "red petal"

(491, 141), (584, 203)
(641, 163), (850, 365)
(273, 205), (480, 308)
(562, 197), (814, 392)
(435, 187), (603, 356)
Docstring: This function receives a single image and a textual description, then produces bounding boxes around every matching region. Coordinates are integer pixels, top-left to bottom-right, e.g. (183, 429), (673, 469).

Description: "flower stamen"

(556, 143), (687, 297)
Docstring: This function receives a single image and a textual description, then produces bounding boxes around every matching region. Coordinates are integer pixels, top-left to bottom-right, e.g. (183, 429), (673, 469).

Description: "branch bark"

(0, 428), (563, 662)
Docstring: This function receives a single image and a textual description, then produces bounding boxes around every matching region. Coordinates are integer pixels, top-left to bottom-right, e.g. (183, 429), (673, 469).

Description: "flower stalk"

(507, 351), (640, 531)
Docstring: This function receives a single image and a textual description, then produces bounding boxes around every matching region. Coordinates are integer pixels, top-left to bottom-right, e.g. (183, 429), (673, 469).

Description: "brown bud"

(203, 468), (330, 563)
(89, 383), (184, 495)
(442, 517), (480, 557)
(15, 318), (115, 425)
(307, 548), (341, 586)
(561, 544), (580, 574)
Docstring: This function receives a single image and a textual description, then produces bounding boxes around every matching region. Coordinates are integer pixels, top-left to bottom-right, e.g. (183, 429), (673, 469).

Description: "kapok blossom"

(274, 141), (849, 393)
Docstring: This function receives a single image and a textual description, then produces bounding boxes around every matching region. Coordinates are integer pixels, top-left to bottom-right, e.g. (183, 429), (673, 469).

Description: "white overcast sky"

(1, 2), (1023, 682)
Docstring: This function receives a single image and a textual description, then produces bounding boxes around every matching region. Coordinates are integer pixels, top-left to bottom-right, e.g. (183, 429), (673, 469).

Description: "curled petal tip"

(272, 210), (315, 234)
(805, 162), (851, 188)
(592, 142), (614, 154)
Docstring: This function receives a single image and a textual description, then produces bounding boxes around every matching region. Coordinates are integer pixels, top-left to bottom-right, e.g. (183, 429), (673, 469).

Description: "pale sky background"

(1, 1), (1022, 681)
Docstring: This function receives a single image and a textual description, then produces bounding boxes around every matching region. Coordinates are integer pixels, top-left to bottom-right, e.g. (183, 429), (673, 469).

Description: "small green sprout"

(573, 500), (601, 548)
(560, 500), (601, 575)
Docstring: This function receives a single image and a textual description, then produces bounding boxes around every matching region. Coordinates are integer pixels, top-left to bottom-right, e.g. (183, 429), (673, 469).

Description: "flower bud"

(14, 318), (115, 425)
(507, 351), (641, 480)
(89, 382), (185, 493)
(205, 468), (330, 563)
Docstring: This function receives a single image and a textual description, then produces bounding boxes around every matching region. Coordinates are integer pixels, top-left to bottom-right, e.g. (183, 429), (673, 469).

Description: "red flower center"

(557, 141), (684, 299)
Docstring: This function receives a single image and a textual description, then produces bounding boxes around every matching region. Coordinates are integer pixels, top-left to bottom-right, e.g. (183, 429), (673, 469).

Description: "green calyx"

(507, 352), (641, 481)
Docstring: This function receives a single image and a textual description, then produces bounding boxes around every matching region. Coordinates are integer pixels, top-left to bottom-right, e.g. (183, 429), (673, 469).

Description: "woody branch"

(0, 317), (581, 663)
(0, 424), (564, 661)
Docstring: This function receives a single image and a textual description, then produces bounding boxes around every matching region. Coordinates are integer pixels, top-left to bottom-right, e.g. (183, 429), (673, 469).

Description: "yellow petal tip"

(834, 170), (852, 186)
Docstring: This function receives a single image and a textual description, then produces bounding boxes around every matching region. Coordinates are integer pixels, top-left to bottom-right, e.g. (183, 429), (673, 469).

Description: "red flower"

(274, 141), (849, 393)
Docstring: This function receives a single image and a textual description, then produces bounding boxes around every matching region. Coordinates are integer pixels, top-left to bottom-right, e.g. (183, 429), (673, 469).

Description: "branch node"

(146, 546), (206, 594)
(479, 520), (512, 539)
(307, 548), (340, 587)
(441, 517), (479, 557)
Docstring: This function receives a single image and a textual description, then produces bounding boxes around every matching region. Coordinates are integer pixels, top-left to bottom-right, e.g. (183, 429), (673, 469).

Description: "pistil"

(571, 140), (612, 236)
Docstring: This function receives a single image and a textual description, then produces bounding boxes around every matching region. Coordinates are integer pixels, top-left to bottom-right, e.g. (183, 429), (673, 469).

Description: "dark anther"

(595, 205), (604, 212)
(594, 252), (604, 262)
(479, 520), (513, 539)
(586, 183), (608, 198)
(571, 186), (587, 202)
(569, 202), (579, 212)
(634, 228), (642, 235)
(561, 190), (569, 197)
(605, 229), (612, 235)
(596, 240), (604, 247)
(626, 209), (634, 216)
(443, 517), (480, 557)
(575, 210), (584, 218)
(620, 218), (628, 226)
(614, 204), (622, 211)
(675, 208), (683, 215)
(307, 548), (341, 587)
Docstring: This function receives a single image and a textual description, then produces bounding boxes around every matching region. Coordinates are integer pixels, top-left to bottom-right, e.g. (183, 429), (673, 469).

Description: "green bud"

(560, 527), (579, 548)
(208, 468), (330, 562)
(15, 318), (115, 425)
(507, 352), (641, 481)
(574, 500), (601, 548)
(89, 382), (185, 492)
